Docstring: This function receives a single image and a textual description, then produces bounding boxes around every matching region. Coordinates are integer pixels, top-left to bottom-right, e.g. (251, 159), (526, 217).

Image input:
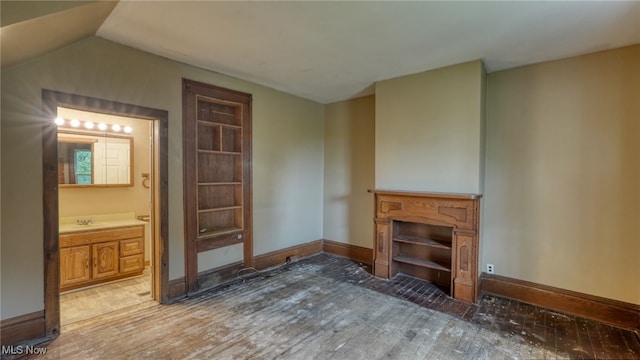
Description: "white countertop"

(59, 212), (146, 234)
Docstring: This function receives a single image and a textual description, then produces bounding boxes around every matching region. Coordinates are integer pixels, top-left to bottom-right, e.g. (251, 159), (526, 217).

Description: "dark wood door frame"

(41, 90), (169, 339)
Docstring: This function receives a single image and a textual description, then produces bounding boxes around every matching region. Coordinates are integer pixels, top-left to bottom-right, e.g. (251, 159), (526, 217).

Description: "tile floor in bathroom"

(60, 267), (154, 329)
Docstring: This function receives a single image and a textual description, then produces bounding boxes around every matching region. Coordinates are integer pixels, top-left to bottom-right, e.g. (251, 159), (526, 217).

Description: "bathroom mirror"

(58, 131), (134, 187)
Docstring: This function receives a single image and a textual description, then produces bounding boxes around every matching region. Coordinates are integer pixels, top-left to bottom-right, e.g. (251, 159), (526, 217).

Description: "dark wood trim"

(41, 90), (170, 346)
(167, 261), (245, 302)
(42, 91), (61, 339)
(182, 79), (253, 295)
(322, 239), (373, 265)
(156, 105), (170, 304)
(168, 277), (187, 302)
(170, 239), (371, 301)
(480, 273), (640, 330)
(196, 233), (244, 253)
(197, 261), (244, 291)
(253, 240), (323, 270)
(368, 189), (482, 200)
(0, 311), (46, 347)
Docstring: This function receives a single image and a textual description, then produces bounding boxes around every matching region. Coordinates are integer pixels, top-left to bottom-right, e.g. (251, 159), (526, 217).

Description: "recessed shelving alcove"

(369, 190), (482, 303)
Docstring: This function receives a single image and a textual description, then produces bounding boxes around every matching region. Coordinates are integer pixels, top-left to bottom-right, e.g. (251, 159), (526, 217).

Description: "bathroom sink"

(59, 214), (146, 234)
(59, 223), (107, 232)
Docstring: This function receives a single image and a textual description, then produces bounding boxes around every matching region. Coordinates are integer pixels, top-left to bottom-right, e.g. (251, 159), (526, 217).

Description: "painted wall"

(0, 36), (324, 319)
(323, 96), (375, 249)
(375, 60), (485, 194)
(483, 45), (640, 304)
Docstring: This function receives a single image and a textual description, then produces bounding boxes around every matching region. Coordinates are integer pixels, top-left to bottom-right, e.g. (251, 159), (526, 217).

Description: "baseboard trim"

(167, 261), (247, 302)
(322, 239), (372, 265)
(0, 310), (46, 347)
(168, 277), (186, 302)
(197, 261), (245, 290)
(253, 240), (324, 270)
(480, 273), (640, 330)
(169, 240), (372, 302)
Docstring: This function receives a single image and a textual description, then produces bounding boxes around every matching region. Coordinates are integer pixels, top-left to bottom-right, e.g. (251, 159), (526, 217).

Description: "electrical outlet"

(487, 264), (494, 274)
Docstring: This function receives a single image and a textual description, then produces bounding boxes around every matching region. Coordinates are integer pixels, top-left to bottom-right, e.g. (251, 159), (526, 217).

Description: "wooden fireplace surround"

(369, 190), (482, 303)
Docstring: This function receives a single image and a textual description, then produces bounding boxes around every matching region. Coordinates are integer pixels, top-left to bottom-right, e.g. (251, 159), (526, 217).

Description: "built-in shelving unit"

(369, 189), (482, 303)
(195, 99), (244, 238)
(183, 79), (253, 294)
(391, 221), (454, 288)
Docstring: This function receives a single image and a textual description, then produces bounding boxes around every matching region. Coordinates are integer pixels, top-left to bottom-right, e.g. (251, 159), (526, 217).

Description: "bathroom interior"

(56, 106), (156, 327)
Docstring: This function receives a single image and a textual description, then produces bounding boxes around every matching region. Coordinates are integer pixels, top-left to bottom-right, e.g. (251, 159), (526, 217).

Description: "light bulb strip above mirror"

(54, 117), (133, 134)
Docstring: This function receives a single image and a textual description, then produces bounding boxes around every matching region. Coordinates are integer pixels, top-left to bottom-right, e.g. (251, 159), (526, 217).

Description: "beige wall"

(0, 37), (324, 319)
(483, 45), (640, 304)
(323, 96), (375, 249)
(375, 60), (485, 194)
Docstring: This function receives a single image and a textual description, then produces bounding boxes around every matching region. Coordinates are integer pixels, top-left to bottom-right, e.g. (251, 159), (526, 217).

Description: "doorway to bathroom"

(57, 107), (155, 327)
(42, 90), (169, 338)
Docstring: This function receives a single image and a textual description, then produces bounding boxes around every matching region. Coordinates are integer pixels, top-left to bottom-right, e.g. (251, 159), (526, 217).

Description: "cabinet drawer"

(120, 254), (144, 274)
(120, 238), (143, 256)
(60, 226), (144, 247)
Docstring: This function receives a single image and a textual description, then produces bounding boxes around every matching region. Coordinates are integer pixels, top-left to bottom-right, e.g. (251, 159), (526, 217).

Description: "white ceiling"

(55, 2), (640, 103)
(3, 1), (637, 103)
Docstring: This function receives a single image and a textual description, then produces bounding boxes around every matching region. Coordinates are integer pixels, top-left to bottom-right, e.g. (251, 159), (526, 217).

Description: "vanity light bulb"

(112, 124), (121, 132)
(98, 123), (108, 131)
(54, 117), (65, 126)
(70, 119), (80, 127)
(123, 126), (133, 134)
(84, 121), (95, 129)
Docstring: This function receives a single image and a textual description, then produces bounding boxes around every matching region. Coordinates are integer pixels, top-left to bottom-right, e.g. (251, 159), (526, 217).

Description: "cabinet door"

(92, 241), (119, 279)
(120, 254), (144, 274)
(120, 238), (143, 257)
(60, 246), (91, 287)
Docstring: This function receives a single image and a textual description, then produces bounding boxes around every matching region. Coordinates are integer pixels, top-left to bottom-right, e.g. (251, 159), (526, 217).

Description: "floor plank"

(16, 253), (639, 360)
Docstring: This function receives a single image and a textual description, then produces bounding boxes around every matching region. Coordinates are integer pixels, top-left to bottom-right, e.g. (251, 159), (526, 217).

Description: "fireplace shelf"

(393, 234), (452, 250)
(393, 254), (451, 272)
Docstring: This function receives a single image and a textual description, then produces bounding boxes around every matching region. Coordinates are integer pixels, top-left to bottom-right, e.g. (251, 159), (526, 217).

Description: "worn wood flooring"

(19, 254), (640, 359)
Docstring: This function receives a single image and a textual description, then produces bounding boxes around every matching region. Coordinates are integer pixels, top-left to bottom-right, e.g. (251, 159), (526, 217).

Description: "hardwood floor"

(17, 254), (640, 359)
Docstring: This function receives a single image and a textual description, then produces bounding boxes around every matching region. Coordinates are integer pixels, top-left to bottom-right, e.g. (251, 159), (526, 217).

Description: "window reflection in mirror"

(57, 131), (133, 187)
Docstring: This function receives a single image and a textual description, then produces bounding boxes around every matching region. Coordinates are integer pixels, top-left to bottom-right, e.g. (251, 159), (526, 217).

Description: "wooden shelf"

(393, 254), (451, 272)
(198, 182), (242, 186)
(198, 227), (243, 238)
(197, 149), (241, 155)
(197, 120), (242, 129)
(393, 234), (451, 250)
(198, 206), (242, 213)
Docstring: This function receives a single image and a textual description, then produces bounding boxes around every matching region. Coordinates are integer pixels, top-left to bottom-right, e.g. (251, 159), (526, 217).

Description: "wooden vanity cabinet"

(59, 225), (144, 291)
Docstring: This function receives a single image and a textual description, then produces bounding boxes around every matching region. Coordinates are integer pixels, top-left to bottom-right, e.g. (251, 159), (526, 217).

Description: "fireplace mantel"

(368, 189), (482, 303)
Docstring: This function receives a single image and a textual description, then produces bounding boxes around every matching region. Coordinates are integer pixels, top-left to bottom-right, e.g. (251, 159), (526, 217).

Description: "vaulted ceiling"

(2, 1), (639, 103)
